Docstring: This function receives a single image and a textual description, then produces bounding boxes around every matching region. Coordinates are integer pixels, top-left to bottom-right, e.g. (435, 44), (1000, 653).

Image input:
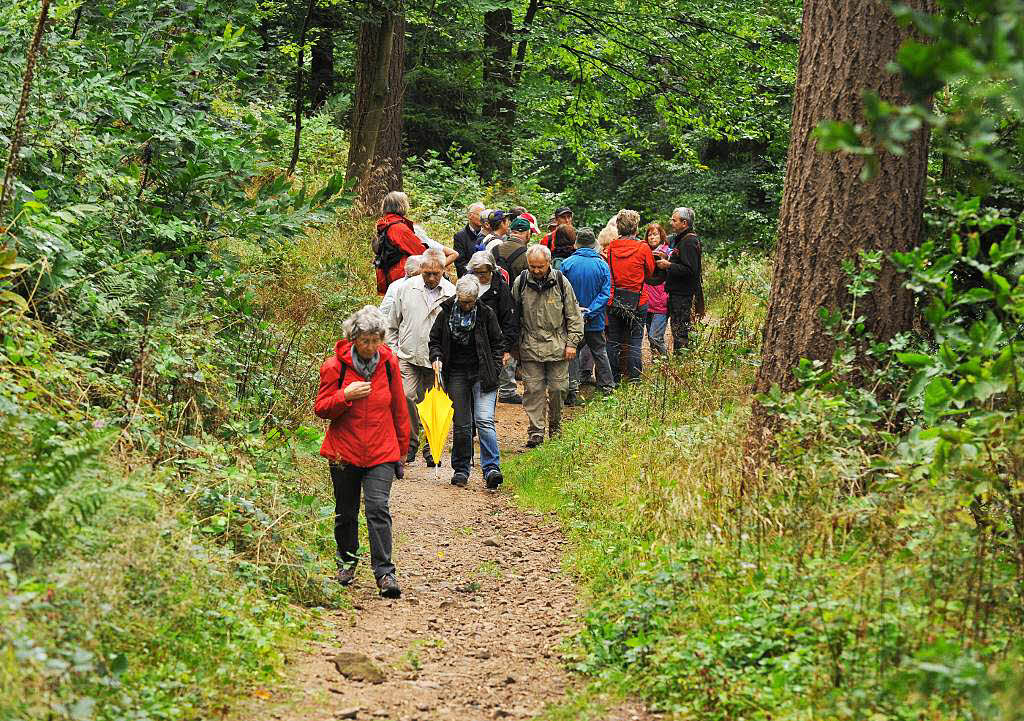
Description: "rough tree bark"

(310, 26), (334, 112)
(483, 8), (514, 126)
(346, 3), (406, 212)
(748, 0), (936, 447)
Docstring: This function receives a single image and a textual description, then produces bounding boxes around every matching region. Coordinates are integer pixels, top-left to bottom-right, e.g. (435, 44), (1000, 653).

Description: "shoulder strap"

(337, 360), (348, 388)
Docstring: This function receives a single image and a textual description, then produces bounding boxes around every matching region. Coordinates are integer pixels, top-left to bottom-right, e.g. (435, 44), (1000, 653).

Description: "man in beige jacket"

(510, 245), (585, 448)
(386, 251), (455, 465)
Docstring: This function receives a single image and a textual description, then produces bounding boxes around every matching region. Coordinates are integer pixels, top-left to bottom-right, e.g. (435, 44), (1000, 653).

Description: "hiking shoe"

(337, 566), (356, 587)
(405, 447), (417, 464)
(485, 470), (503, 489)
(377, 574), (401, 599)
(564, 391), (581, 406)
(423, 448), (437, 468)
(451, 473), (469, 488)
(500, 394), (523, 404)
(525, 434), (544, 449)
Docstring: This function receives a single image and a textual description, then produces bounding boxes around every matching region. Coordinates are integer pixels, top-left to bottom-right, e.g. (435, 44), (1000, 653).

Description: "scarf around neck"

(449, 303), (477, 344)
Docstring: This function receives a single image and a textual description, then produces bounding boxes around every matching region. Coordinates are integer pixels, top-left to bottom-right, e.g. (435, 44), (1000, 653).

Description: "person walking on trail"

(493, 216), (531, 279)
(540, 206), (574, 251)
(429, 275), (505, 490)
(482, 210), (510, 256)
(386, 251), (455, 467)
(467, 250), (519, 407)
(511, 245), (584, 448)
(314, 305), (408, 599)
(561, 228), (614, 404)
(379, 254), (422, 320)
(453, 203), (484, 277)
(664, 207), (705, 352)
(606, 209), (658, 383)
(374, 191), (428, 296)
(643, 223), (672, 356)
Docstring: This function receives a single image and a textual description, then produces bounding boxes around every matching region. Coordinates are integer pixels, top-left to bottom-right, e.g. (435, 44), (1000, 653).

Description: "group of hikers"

(314, 190), (704, 598)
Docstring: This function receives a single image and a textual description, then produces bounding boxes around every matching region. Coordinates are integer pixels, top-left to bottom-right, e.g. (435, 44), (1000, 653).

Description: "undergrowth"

(509, 246), (1024, 720)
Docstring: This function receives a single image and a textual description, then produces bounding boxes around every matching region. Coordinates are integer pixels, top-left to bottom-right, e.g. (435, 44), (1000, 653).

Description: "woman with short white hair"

(314, 305), (409, 598)
(428, 274), (505, 489)
(606, 208), (657, 383)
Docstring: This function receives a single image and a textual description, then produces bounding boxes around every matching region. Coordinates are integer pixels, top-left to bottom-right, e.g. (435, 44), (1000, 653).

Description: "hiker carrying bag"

(607, 255), (644, 329)
(372, 221), (406, 273)
(496, 244), (528, 275)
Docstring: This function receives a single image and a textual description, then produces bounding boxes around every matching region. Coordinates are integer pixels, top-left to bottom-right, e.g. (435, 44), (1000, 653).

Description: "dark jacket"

(665, 232), (702, 297)
(479, 273), (518, 347)
(453, 223), (481, 277)
(429, 298), (504, 392)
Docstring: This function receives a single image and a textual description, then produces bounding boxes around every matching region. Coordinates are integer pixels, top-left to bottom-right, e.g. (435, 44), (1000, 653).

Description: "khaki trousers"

(520, 359), (569, 438)
(400, 360), (435, 456)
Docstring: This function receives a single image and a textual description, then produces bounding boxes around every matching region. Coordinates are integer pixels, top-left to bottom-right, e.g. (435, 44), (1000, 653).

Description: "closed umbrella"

(416, 372), (453, 465)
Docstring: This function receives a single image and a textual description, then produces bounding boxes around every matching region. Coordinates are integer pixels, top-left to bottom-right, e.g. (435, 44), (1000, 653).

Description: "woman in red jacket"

(314, 305), (410, 598)
(606, 209), (656, 384)
(375, 191), (427, 295)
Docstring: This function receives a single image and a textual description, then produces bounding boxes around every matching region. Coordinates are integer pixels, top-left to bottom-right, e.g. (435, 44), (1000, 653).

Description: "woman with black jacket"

(467, 250), (520, 403)
(429, 275), (505, 489)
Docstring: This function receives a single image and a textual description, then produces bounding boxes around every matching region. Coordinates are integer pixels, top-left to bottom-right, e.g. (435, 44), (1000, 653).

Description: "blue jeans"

(607, 303), (648, 383)
(646, 312), (668, 356)
(448, 370), (500, 476)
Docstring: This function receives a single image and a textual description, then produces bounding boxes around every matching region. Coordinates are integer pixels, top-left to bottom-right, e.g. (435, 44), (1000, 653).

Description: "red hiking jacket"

(314, 340), (410, 467)
(375, 214), (427, 295)
(607, 237), (656, 306)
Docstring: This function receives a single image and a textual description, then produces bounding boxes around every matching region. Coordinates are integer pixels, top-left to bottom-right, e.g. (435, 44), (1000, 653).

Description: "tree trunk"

(310, 24), (334, 112)
(346, 5), (406, 212)
(748, 0), (935, 440)
(482, 8), (515, 166)
(287, 0), (317, 175)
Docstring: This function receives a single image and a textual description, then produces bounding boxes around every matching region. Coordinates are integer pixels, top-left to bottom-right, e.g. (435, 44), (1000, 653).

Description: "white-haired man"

(510, 245), (584, 448)
(453, 203), (485, 277)
(387, 252), (456, 465)
(665, 207), (704, 351)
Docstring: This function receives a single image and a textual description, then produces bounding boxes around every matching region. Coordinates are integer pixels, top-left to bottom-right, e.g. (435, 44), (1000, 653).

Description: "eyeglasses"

(473, 269), (493, 276)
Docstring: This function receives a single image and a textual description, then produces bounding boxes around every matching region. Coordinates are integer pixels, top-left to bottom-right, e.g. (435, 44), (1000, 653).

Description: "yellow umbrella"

(416, 372), (454, 463)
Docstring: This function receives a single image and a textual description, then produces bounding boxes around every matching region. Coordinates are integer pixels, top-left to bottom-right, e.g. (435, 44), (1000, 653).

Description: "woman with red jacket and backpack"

(606, 209), (657, 384)
(314, 305), (409, 598)
(375, 191), (427, 296)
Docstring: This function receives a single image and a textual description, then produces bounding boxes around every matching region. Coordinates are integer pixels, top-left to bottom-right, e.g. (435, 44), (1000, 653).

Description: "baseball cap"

(490, 209), (506, 225)
(519, 211), (541, 234)
(555, 206), (573, 218)
(510, 217), (531, 232)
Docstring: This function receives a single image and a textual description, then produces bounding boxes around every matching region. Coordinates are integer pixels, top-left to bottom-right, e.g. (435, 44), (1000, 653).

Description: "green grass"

(505, 258), (1024, 721)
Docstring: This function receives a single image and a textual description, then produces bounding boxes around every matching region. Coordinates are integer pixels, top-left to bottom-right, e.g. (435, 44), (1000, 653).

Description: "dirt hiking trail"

(237, 402), (655, 721)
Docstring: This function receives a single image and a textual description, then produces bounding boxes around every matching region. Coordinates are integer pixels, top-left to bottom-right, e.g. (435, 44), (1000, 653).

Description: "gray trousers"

(569, 330), (614, 392)
(331, 462), (396, 579)
(400, 360), (435, 456)
(520, 359), (569, 438)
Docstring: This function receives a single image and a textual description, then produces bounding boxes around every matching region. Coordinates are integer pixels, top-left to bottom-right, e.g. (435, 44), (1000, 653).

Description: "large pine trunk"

(346, 6), (406, 212)
(749, 0), (935, 437)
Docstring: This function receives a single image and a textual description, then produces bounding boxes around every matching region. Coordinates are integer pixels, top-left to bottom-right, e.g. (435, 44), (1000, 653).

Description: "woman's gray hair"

(575, 227), (597, 248)
(455, 274), (480, 300)
(405, 254), (423, 276)
(381, 190), (410, 216)
(526, 244), (551, 262)
(466, 250), (495, 273)
(343, 305), (387, 340)
(615, 208), (641, 237)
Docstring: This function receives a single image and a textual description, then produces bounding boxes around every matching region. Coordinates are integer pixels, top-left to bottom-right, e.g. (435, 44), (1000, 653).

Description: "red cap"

(519, 211), (541, 235)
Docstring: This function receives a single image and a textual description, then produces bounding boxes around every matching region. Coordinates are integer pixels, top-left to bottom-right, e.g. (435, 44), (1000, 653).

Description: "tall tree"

(749, 0), (936, 436)
(346, 1), (406, 210)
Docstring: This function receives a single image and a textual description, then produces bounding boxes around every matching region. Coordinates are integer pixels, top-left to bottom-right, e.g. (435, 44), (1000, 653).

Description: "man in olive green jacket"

(510, 245), (585, 447)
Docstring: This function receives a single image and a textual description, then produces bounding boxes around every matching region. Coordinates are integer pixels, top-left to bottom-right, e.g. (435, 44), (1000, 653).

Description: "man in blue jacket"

(561, 228), (615, 402)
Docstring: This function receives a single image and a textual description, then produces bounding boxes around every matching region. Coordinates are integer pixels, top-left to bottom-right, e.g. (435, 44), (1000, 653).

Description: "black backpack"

(373, 221), (406, 271)
(495, 244), (528, 275)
